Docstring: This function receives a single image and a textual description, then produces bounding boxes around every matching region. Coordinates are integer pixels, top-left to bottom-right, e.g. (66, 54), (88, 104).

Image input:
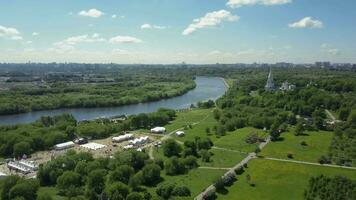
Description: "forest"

(0, 66), (196, 115)
(0, 108), (176, 158)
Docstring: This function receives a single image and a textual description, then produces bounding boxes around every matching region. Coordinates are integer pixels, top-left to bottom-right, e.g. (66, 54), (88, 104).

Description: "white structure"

(123, 144), (134, 150)
(80, 142), (107, 150)
(151, 127), (166, 133)
(265, 68), (276, 91)
(176, 131), (185, 137)
(112, 134), (134, 143)
(0, 172), (7, 180)
(7, 161), (31, 174)
(128, 136), (150, 146)
(280, 81), (296, 91)
(54, 141), (75, 151)
(19, 160), (38, 171)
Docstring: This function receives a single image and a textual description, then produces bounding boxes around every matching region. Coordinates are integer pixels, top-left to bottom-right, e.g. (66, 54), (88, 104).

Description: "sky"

(0, 0), (355, 64)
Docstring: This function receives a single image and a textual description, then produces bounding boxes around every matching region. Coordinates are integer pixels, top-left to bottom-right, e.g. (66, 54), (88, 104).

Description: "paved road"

(263, 157), (356, 170)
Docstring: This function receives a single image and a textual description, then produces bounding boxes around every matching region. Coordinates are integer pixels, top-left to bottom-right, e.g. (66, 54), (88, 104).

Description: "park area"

(217, 159), (356, 200)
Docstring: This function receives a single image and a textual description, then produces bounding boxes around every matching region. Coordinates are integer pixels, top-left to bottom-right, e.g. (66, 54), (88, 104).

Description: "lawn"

(217, 159), (356, 200)
(164, 108), (214, 133)
(214, 127), (268, 153)
(148, 168), (226, 200)
(260, 130), (333, 162)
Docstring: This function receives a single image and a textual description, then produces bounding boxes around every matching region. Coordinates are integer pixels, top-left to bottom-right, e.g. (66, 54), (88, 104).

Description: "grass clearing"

(217, 159), (356, 200)
(260, 130), (333, 162)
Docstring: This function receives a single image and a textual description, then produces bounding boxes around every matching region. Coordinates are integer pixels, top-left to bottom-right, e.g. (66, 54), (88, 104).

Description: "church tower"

(265, 68), (275, 91)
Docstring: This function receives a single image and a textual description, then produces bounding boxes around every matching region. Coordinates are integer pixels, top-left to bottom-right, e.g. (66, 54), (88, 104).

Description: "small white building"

(151, 127), (166, 133)
(19, 160), (38, 171)
(80, 142), (107, 150)
(176, 131), (185, 137)
(7, 161), (31, 174)
(123, 144), (134, 150)
(54, 141), (75, 151)
(112, 134), (134, 143)
(129, 136), (150, 146)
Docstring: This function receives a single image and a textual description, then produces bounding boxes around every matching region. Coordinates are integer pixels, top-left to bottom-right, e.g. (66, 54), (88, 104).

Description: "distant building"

(176, 131), (185, 137)
(315, 62), (331, 68)
(265, 68), (276, 91)
(280, 81), (296, 91)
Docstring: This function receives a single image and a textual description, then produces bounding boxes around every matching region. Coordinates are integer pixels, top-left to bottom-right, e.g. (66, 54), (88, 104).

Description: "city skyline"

(1, 0), (356, 64)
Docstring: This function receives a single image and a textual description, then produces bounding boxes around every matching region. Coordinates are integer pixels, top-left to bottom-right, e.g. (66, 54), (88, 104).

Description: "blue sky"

(0, 0), (355, 64)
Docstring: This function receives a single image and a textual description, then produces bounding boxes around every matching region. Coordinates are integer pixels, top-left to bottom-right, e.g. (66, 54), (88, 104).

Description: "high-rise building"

(265, 68), (275, 91)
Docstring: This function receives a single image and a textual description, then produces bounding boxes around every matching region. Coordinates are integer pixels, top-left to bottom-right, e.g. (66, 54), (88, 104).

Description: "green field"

(214, 127), (268, 152)
(217, 159), (356, 200)
(164, 108), (215, 133)
(260, 130), (333, 162)
(149, 168), (226, 200)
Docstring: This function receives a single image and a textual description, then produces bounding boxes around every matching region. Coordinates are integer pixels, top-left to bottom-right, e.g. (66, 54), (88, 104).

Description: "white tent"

(176, 131), (185, 137)
(54, 141), (75, 151)
(80, 142), (107, 150)
(151, 127), (166, 133)
(112, 134), (134, 143)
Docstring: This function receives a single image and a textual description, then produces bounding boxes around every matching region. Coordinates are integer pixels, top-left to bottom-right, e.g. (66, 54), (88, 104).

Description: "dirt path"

(263, 157), (356, 170)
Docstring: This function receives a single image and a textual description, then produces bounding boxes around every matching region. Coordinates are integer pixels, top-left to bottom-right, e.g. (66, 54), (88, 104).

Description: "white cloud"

(52, 34), (105, 53)
(0, 25), (23, 40)
(227, 0), (292, 8)
(141, 24), (167, 30)
(288, 17), (323, 29)
(321, 43), (341, 55)
(328, 48), (340, 55)
(32, 32), (39, 36)
(78, 9), (104, 18)
(112, 14), (117, 19)
(182, 10), (239, 36)
(109, 35), (142, 44)
(26, 41), (33, 44)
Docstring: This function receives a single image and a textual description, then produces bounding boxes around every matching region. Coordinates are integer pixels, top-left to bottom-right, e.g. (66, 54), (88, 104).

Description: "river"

(0, 76), (227, 125)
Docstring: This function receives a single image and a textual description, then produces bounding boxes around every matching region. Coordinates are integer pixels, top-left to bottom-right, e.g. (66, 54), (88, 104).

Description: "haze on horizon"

(0, 0), (355, 64)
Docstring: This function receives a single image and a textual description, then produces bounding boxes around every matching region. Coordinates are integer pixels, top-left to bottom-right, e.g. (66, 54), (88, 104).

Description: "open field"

(260, 130), (333, 162)
(217, 159), (356, 200)
(148, 168), (226, 200)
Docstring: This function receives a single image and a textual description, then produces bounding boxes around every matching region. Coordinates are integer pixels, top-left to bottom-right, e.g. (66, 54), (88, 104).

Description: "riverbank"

(0, 77), (227, 125)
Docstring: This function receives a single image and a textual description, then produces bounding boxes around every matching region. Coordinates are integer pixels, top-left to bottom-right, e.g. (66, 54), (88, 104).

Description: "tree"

(141, 164), (161, 186)
(1, 175), (20, 200)
(294, 122), (305, 136)
(108, 165), (134, 184)
(9, 179), (40, 200)
(129, 173), (143, 191)
(126, 192), (144, 200)
(36, 192), (53, 200)
(339, 108), (350, 121)
(162, 139), (182, 157)
(13, 141), (32, 158)
(85, 169), (107, 199)
(172, 186), (191, 197)
(56, 171), (82, 197)
(164, 156), (186, 175)
(156, 182), (175, 200)
(199, 149), (211, 162)
(214, 177), (225, 191)
(104, 182), (129, 200)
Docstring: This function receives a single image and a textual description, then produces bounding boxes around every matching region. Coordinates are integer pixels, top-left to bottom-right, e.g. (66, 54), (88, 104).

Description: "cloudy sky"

(0, 0), (355, 64)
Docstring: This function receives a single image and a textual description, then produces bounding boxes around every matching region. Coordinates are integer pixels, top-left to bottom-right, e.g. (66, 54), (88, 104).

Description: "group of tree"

(304, 175), (356, 200)
(0, 108), (176, 158)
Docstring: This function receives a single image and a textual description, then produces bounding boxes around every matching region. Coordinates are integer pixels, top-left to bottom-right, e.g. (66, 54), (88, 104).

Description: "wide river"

(0, 76), (227, 125)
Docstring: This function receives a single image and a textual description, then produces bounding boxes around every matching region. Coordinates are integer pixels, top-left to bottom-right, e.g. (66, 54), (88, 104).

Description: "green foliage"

(304, 175), (356, 200)
(162, 139), (182, 157)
